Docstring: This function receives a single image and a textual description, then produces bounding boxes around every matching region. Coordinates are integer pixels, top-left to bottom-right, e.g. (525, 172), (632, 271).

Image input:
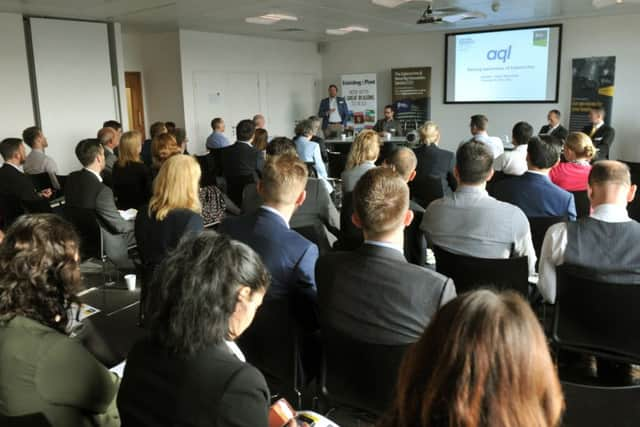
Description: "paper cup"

(340, 133), (346, 141)
(385, 132), (392, 141)
(124, 274), (136, 291)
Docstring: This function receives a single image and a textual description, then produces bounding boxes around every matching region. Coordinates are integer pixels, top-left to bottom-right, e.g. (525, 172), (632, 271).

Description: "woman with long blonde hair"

(550, 132), (596, 192)
(341, 129), (380, 193)
(135, 154), (204, 272)
(112, 130), (153, 209)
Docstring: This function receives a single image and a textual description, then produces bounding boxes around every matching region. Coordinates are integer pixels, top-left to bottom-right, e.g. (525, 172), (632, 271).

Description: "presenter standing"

(318, 84), (349, 138)
(581, 106), (615, 161)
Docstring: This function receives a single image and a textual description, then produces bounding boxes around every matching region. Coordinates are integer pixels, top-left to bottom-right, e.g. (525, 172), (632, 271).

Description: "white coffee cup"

(385, 132), (392, 141)
(340, 133), (346, 141)
(124, 274), (136, 291)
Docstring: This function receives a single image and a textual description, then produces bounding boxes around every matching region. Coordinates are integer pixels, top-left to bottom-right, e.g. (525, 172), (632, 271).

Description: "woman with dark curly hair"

(0, 214), (119, 426)
(117, 231), (271, 427)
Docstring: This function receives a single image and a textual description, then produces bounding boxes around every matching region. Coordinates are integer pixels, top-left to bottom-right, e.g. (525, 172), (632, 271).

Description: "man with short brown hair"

(317, 167), (456, 345)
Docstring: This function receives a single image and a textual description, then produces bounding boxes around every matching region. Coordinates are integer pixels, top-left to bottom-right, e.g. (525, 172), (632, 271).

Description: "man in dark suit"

(582, 106), (615, 161)
(317, 167), (456, 345)
(385, 147), (428, 266)
(64, 139), (135, 270)
(0, 138), (52, 225)
(318, 84), (349, 138)
(492, 136), (577, 221)
(539, 109), (569, 141)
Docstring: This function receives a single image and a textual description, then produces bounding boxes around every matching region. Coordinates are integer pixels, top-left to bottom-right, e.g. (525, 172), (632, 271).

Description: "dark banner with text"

(391, 67), (431, 131)
(569, 56), (616, 132)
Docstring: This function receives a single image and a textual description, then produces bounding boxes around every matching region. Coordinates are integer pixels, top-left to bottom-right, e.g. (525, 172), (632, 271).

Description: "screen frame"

(443, 23), (563, 105)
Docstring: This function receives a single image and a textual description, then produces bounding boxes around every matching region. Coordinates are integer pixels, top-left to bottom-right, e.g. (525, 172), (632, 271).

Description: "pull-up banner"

(392, 67), (431, 132)
(341, 73), (377, 132)
(569, 56), (616, 132)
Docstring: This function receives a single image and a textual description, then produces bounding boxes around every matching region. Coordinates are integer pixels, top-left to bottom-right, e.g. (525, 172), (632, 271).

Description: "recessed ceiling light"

(326, 26), (369, 35)
(245, 14), (298, 25)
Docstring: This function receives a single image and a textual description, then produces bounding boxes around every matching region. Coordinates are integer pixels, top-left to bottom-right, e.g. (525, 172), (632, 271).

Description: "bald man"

(539, 160), (639, 303)
(253, 114), (266, 130)
(385, 147), (428, 266)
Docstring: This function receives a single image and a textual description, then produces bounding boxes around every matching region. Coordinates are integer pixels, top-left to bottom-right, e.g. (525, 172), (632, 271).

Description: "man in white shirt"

(318, 84), (349, 138)
(22, 126), (60, 190)
(492, 121), (534, 176)
(538, 160), (640, 304)
(461, 114), (504, 159)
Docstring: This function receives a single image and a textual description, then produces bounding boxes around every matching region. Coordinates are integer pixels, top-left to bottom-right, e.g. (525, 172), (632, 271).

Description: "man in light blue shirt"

(460, 114), (504, 159)
(206, 117), (231, 150)
(294, 119), (333, 194)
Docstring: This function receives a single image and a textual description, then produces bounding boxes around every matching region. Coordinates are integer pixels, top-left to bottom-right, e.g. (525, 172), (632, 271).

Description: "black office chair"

(410, 174), (444, 210)
(622, 161), (640, 222)
(196, 153), (218, 187)
(225, 175), (255, 207)
(561, 381), (640, 427)
(335, 191), (362, 251)
(433, 246), (529, 297)
(529, 216), (567, 263)
(552, 266), (640, 366)
(486, 170), (517, 196)
(237, 298), (304, 408)
(0, 193), (25, 229)
(63, 206), (102, 261)
(320, 326), (408, 418)
(28, 172), (53, 192)
(570, 191), (590, 219)
(293, 223), (331, 256)
(305, 162), (318, 178)
(328, 152), (348, 179)
(56, 174), (67, 191)
(0, 413), (51, 426)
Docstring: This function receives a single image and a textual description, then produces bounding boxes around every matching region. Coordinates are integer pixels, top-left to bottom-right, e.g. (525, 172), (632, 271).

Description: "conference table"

(324, 135), (408, 149)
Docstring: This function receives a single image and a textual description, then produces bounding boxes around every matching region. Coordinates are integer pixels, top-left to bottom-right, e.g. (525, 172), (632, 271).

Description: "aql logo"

(486, 45), (512, 63)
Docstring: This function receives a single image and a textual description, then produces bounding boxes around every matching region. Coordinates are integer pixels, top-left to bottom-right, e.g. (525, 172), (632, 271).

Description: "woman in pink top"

(550, 132), (596, 191)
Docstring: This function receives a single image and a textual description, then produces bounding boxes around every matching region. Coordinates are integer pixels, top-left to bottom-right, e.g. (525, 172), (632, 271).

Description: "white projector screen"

(445, 25), (562, 103)
(29, 18), (117, 173)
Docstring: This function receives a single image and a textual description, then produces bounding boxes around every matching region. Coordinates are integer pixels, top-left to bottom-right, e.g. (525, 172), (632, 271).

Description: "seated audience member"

(64, 139), (135, 269)
(252, 128), (269, 153)
(0, 138), (53, 216)
(411, 121), (456, 200)
(219, 119), (264, 180)
(462, 114), (504, 159)
(308, 115), (329, 162)
(118, 232), (271, 427)
(421, 142), (536, 274)
(219, 154), (319, 306)
(171, 127), (190, 155)
(142, 121), (168, 166)
(97, 127), (119, 173)
(539, 161), (640, 303)
(22, 126), (60, 190)
(550, 132), (596, 192)
(294, 119), (332, 194)
(492, 136), (577, 221)
(135, 155), (204, 273)
(112, 130), (153, 210)
(373, 104), (403, 137)
(103, 120), (122, 135)
(164, 121), (176, 134)
(386, 147), (428, 266)
(206, 117), (231, 150)
(341, 129), (380, 193)
(317, 167), (455, 345)
(253, 113), (266, 130)
(379, 290), (564, 427)
(0, 214), (119, 425)
(540, 109), (569, 141)
(242, 137), (339, 242)
(582, 106), (615, 161)
(492, 121), (534, 176)
(151, 132), (181, 175)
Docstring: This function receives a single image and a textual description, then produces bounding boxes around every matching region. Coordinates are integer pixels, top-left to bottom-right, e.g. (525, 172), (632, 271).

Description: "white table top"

(325, 136), (407, 144)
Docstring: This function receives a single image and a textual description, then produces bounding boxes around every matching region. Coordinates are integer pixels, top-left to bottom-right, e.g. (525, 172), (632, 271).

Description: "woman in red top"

(550, 132), (596, 191)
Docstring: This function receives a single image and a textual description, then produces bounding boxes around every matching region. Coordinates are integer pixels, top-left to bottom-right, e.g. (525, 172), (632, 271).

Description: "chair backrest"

(622, 161), (640, 222)
(336, 191), (363, 251)
(528, 216), (566, 262)
(561, 381), (640, 427)
(236, 298), (303, 405)
(293, 223), (331, 256)
(553, 266), (640, 365)
(0, 193), (25, 229)
(433, 246), (529, 297)
(63, 206), (102, 260)
(328, 152), (348, 179)
(56, 174), (67, 191)
(28, 172), (53, 192)
(486, 170), (516, 195)
(570, 190), (590, 219)
(195, 154), (218, 186)
(305, 162), (318, 178)
(410, 174), (444, 210)
(225, 174), (255, 207)
(321, 326), (408, 416)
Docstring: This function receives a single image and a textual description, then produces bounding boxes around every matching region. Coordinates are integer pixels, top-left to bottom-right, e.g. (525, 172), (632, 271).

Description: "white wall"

(321, 14), (640, 161)
(0, 13), (34, 144)
(121, 31), (184, 135)
(179, 30), (323, 154)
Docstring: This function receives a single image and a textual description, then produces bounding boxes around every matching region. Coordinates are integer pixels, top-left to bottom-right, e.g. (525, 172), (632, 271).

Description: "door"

(125, 72), (146, 138)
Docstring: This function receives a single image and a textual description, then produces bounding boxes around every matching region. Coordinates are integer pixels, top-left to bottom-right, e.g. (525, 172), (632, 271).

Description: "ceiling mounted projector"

(593, 0), (640, 7)
(416, 2), (485, 25)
